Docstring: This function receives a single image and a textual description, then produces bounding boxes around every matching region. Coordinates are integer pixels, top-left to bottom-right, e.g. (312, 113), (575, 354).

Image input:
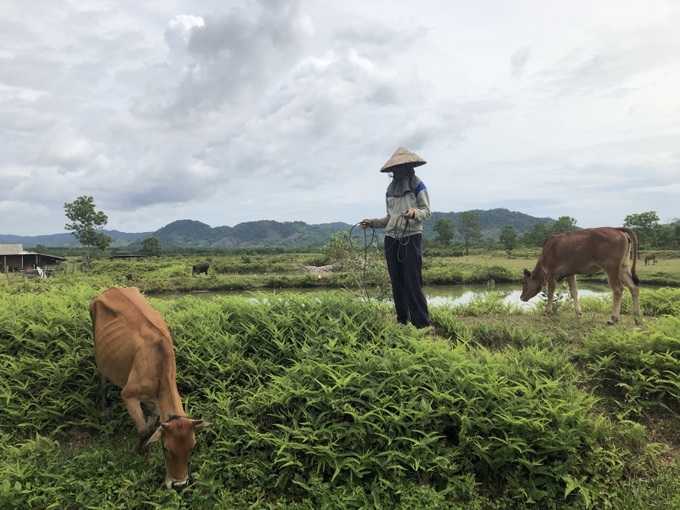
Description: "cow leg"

(621, 272), (641, 325)
(141, 401), (159, 431)
(566, 275), (581, 318)
(121, 388), (158, 450)
(121, 395), (151, 448)
(544, 279), (556, 316)
(605, 274), (624, 325)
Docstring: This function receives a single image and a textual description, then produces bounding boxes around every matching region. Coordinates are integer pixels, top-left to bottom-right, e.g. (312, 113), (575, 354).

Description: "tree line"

(61, 195), (679, 260)
(431, 211), (680, 252)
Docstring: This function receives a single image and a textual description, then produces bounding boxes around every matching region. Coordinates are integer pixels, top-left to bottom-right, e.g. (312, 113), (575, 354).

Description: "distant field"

(426, 250), (680, 288)
(3, 249), (679, 292)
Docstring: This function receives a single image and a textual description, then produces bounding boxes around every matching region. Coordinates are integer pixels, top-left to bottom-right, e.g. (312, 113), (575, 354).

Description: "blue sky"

(1, 0), (678, 236)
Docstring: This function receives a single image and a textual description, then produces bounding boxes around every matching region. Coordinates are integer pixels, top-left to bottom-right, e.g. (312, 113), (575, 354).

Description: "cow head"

(144, 414), (213, 490)
(520, 268), (543, 302)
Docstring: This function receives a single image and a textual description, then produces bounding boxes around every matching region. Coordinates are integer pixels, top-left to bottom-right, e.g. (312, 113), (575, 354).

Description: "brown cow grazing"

(644, 253), (657, 265)
(89, 287), (212, 490)
(520, 227), (640, 325)
(192, 262), (209, 276)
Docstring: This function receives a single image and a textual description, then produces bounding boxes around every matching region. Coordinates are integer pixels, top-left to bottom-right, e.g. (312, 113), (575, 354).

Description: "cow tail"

(620, 227), (640, 285)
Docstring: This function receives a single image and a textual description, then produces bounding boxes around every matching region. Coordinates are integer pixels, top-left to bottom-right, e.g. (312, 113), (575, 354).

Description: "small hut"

(0, 244), (66, 275)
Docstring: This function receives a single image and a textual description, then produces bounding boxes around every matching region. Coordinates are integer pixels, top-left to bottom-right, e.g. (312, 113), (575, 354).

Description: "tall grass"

(2, 284), (680, 508)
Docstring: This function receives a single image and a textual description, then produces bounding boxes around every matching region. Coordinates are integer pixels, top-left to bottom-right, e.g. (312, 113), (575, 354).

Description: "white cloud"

(0, 0), (679, 236)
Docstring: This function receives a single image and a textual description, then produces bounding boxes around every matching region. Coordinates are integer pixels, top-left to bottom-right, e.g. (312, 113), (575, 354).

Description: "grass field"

(4, 248), (678, 293)
(2, 251), (680, 508)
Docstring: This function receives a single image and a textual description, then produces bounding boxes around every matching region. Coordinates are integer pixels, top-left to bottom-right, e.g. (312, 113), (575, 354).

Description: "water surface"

(424, 282), (609, 308)
(155, 282), (611, 308)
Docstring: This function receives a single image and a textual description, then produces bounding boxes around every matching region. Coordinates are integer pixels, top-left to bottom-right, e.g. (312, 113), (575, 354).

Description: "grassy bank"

(4, 249), (680, 294)
(2, 281), (680, 508)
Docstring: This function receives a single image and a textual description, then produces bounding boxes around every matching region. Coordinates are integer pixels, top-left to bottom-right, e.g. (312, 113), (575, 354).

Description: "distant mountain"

(0, 230), (152, 248)
(150, 219), (352, 248)
(0, 209), (555, 248)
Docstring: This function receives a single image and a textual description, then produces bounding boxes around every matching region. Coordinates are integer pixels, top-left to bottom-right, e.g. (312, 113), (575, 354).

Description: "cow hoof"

(137, 430), (154, 452)
(606, 319), (617, 326)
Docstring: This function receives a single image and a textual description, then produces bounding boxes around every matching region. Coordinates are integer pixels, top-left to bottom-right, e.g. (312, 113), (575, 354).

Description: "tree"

(549, 216), (578, 234)
(499, 225), (517, 251)
(140, 236), (162, 257)
(64, 196), (111, 264)
(322, 231), (353, 264)
(624, 211), (660, 249)
(521, 223), (550, 247)
(459, 211), (483, 255)
(655, 220), (680, 250)
(322, 231), (390, 300)
(433, 217), (455, 247)
(671, 220), (680, 249)
(672, 221), (680, 250)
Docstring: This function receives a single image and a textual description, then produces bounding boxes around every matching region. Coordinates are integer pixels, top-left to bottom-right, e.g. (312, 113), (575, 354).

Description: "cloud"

(0, 0), (679, 237)
(511, 46), (531, 77)
(532, 23), (680, 99)
(158, 0), (314, 116)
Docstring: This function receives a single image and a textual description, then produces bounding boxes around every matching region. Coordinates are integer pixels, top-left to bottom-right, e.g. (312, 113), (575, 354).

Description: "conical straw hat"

(380, 147), (427, 172)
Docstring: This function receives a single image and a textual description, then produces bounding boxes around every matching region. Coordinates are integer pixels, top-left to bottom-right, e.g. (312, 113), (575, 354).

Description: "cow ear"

(523, 269), (531, 277)
(193, 420), (213, 430)
(143, 425), (164, 450)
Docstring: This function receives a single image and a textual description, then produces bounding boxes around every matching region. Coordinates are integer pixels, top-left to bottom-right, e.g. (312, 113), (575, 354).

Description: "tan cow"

(644, 253), (657, 265)
(520, 227), (640, 325)
(90, 287), (212, 490)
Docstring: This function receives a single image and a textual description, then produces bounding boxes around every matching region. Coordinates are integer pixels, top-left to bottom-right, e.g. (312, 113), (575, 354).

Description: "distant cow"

(644, 253), (657, 265)
(90, 287), (212, 490)
(520, 227), (640, 325)
(192, 263), (209, 276)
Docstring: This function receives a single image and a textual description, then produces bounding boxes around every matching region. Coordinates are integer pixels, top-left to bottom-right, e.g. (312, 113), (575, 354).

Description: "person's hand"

(403, 209), (415, 220)
(360, 219), (372, 229)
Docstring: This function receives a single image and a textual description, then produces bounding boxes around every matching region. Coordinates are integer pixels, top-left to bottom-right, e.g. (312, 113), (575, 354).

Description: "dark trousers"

(384, 234), (430, 328)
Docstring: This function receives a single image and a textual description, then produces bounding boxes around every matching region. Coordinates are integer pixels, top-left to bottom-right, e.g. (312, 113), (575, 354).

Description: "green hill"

(1, 209), (554, 248)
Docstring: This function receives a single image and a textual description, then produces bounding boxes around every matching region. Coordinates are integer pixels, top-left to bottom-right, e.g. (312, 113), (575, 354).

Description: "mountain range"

(0, 209), (555, 249)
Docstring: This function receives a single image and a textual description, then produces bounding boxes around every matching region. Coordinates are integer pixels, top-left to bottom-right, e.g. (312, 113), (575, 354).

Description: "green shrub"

(424, 266), (465, 285)
(469, 265), (514, 284)
(579, 314), (680, 417)
(1, 284), (679, 508)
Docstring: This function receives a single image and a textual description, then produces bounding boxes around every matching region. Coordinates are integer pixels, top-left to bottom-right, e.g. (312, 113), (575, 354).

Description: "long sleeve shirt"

(370, 179), (431, 239)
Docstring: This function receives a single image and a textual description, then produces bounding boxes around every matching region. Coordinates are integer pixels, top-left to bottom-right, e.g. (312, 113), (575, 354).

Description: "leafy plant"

(2, 281), (680, 508)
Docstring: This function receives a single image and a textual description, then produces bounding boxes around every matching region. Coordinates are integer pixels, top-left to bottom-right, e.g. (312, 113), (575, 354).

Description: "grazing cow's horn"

(167, 414), (180, 421)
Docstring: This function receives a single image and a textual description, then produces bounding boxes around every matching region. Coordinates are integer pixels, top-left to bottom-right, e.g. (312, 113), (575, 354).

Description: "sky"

(1, 0), (679, 237)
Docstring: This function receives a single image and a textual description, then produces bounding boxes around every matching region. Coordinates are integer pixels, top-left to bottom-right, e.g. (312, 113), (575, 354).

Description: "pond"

(423, 282), (610, 308)
(154, 282), (611, 308)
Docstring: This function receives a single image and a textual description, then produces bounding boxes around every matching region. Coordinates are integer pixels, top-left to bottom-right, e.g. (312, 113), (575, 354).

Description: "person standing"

(360, 147), (432, 329)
